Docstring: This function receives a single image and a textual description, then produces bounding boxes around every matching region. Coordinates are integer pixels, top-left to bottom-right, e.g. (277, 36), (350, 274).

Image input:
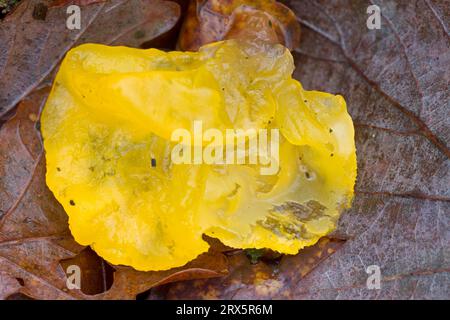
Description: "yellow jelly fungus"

(41, 40), (357, 271)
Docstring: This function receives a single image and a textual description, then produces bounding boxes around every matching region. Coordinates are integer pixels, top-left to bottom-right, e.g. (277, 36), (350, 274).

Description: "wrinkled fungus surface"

(41, 40), (357, 271)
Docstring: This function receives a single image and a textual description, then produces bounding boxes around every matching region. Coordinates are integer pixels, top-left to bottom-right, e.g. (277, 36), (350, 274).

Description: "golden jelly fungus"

(41, 40), (357, 271)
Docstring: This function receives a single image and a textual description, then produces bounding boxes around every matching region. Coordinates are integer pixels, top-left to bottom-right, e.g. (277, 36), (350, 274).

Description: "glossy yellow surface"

(41, 40), (357, 271)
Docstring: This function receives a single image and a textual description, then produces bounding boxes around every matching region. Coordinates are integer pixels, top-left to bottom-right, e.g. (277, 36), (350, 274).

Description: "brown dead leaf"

(50, 0), (108, 7)
(149, 238), (344, 299)
(0, 271), (22, 299)
(59, 247), (115, 296)
(177, 0), (301, 51)
(0, 0), (180, 121)
(153, 0), (450, 299)
(282, 0), (449, 299)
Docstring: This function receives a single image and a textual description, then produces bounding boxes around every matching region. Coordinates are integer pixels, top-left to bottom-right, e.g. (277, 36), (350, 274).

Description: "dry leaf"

(177, 0), (301, 51)
(149, 238), (344, 299)
(149, 0), (450, 299)
(0, 0), (180, 121)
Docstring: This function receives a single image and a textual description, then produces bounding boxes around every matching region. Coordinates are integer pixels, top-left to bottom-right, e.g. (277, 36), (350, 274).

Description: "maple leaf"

(147, 0), (450, 300)
(0, 0), (229, 300)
